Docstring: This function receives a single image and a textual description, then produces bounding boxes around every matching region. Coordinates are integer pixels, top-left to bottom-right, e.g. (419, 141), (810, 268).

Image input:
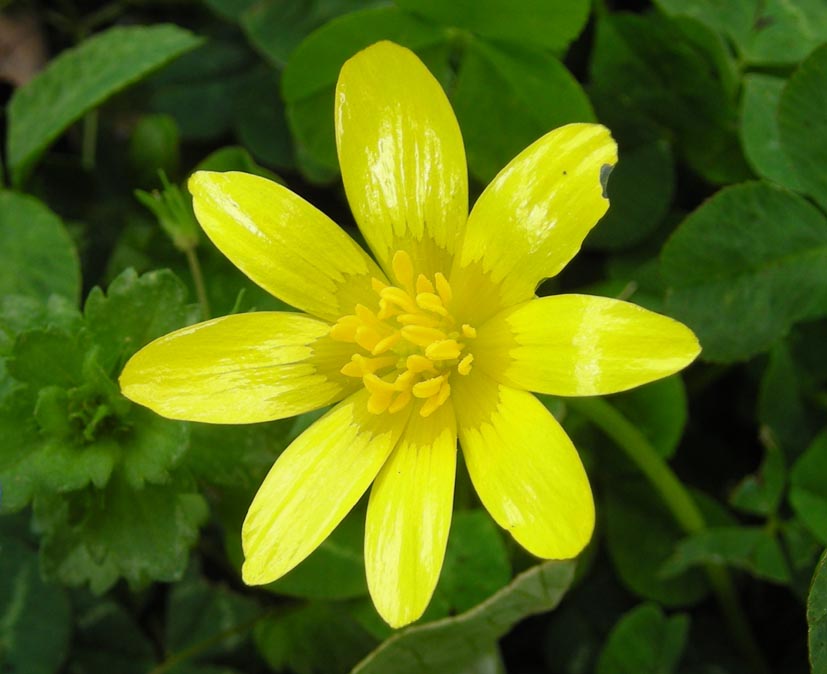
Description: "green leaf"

(452, 38), (594, 183)
(6, 24), (202, 185)
(254, 602), (376, 674)
(433, 510), (510, 613)
(809, 550), (827, 673)
(241, 0), (383, 66)
(68, 597), (156, 674)
(589, 13), (750, 185)
(35, 474), (208, 592)
(0, 192), (80, 305)
(8, 327), (84, 388)
(730, 444), (786, 516)
(395, 0), (590, 52)
(0, 534), (71, 674)
(148, 39), (254, 141)
(739, 74), (804, 192)
(281, 6), (446, 179)
(602, 376), (688, 459)
(758, 341), (816, 457)
(586, 139), (674, 251)
(166, 572), (260, 661)
(653, 0), (827, 66)
(596, 603), (689, 674)
(790, 431), (827, 545)
(604, 482), (709, 606)
(662, 526), (791, 584)
(84, 268), (197, 374)
(351, 560), (575, 674)
(661, 181), (827, 362)
(778, 43), (827, 212)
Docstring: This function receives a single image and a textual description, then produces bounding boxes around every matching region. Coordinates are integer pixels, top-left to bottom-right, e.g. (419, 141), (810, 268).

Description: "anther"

(413, 375), (445, 399)
(425, 339), (462, 361)
(392, 250), (414, 289)
(457, 354), (474, 375)
(401, 325), (447, 346)
(435, 273), (452, 305)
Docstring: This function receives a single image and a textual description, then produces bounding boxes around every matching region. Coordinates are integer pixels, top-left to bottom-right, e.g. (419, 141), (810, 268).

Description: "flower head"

(120, 41), (700, 627)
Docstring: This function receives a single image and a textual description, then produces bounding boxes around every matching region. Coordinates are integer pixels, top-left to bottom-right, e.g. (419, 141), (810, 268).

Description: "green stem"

(81, 109), (98, 170)
(184, 246), (210, 320)
(566, 396), (770, 674)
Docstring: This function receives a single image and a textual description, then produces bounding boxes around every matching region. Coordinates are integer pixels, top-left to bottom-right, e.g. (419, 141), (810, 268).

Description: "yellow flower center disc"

(329, 250), (476, 417)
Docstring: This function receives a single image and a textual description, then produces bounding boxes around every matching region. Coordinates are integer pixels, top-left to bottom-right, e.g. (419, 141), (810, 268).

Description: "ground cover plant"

(1, 1), (827, 673)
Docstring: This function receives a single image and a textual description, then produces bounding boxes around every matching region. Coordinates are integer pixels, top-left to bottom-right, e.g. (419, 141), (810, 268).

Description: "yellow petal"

(453, 371), (594, 559)
(189, 171), (384, 322)
(120, 312), (354, 423)
(452, 124), (617, 322)
(475, 294), (701, 396)
(335, 41), (468, 278)
(242, 390), (409, 585)
(365, 403), (456, 627)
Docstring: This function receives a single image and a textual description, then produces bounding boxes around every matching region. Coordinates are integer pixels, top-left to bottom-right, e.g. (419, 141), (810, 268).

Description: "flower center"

(330, 250), (476, 417)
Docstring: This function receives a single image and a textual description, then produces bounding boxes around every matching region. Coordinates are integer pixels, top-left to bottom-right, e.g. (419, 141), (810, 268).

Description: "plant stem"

(566, 396), (770, 674)
(81, 109), (98, 170)
(184, 246), (210, 320)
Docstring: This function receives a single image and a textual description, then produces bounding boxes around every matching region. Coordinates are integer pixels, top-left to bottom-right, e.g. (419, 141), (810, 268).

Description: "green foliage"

(6, 24), (202, 186)
(0, 191), (80, 305)
(596, 603), (689, 674)
(661, 182), (827, 362)
(2, 1), (826, 671)
(810, 551), (827, 674)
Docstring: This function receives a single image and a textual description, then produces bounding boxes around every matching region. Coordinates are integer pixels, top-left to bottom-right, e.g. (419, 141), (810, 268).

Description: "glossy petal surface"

(365, 403), (457, 627)
(120, 312), (353, 423)
(336, 41), (468, 278)
(242, 390), (408, 585)
(453, 124), (617, 322)
(475, 294), (701, 396)
(189, 171), (383, 321)
(453, 371), (594, 559)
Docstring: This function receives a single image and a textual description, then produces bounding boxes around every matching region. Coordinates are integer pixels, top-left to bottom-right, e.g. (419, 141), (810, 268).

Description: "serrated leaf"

(0, 191), (80, 305)
(0, 534), (71, 674)
(790, 431), (827, 545)
(778, 43), (827, 212)
(6, 24), (202, 185)
(281, 6), (446, 179)
(653, 0), (827, 66)
(662, 526), (791, 584)
(661, 181), (827, 363)
(351, 560), (575, 674)
(394, 0), (590, 52)
(596, 603), (689, 674)
(452, 38), (594, 183)
(84, 268), (196, 374)
(809, 550), (827, 673)
(35, 474), (208, 592)
(255, 602), (376, 674)
(739, 74), (803, 192)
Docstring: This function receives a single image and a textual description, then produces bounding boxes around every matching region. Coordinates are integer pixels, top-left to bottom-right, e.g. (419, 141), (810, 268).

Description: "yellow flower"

(120, 41), (700, 627)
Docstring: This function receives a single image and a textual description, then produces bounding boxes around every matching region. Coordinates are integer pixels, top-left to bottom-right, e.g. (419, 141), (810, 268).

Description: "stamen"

(406, 354), (434, 373)
(416, 292), (448, 316)
(392, 250), (414, 289)
(416, 274), (435, 295)
(435, 273), (452, 305)
(372, 331), (401, 355)
(388, 390), (411, 414)
(462, 324), (477, 339)
(401, 325), (447, 346)
(381, 287), (417, 313)
(457, 354), (474, 375)
(425, 339), (462, 361)
(413, 375), (444, 399)
(396, 312), (442, 328)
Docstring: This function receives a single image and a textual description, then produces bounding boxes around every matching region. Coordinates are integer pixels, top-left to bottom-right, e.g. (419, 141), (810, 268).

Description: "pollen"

(330, 250), (476, 417)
